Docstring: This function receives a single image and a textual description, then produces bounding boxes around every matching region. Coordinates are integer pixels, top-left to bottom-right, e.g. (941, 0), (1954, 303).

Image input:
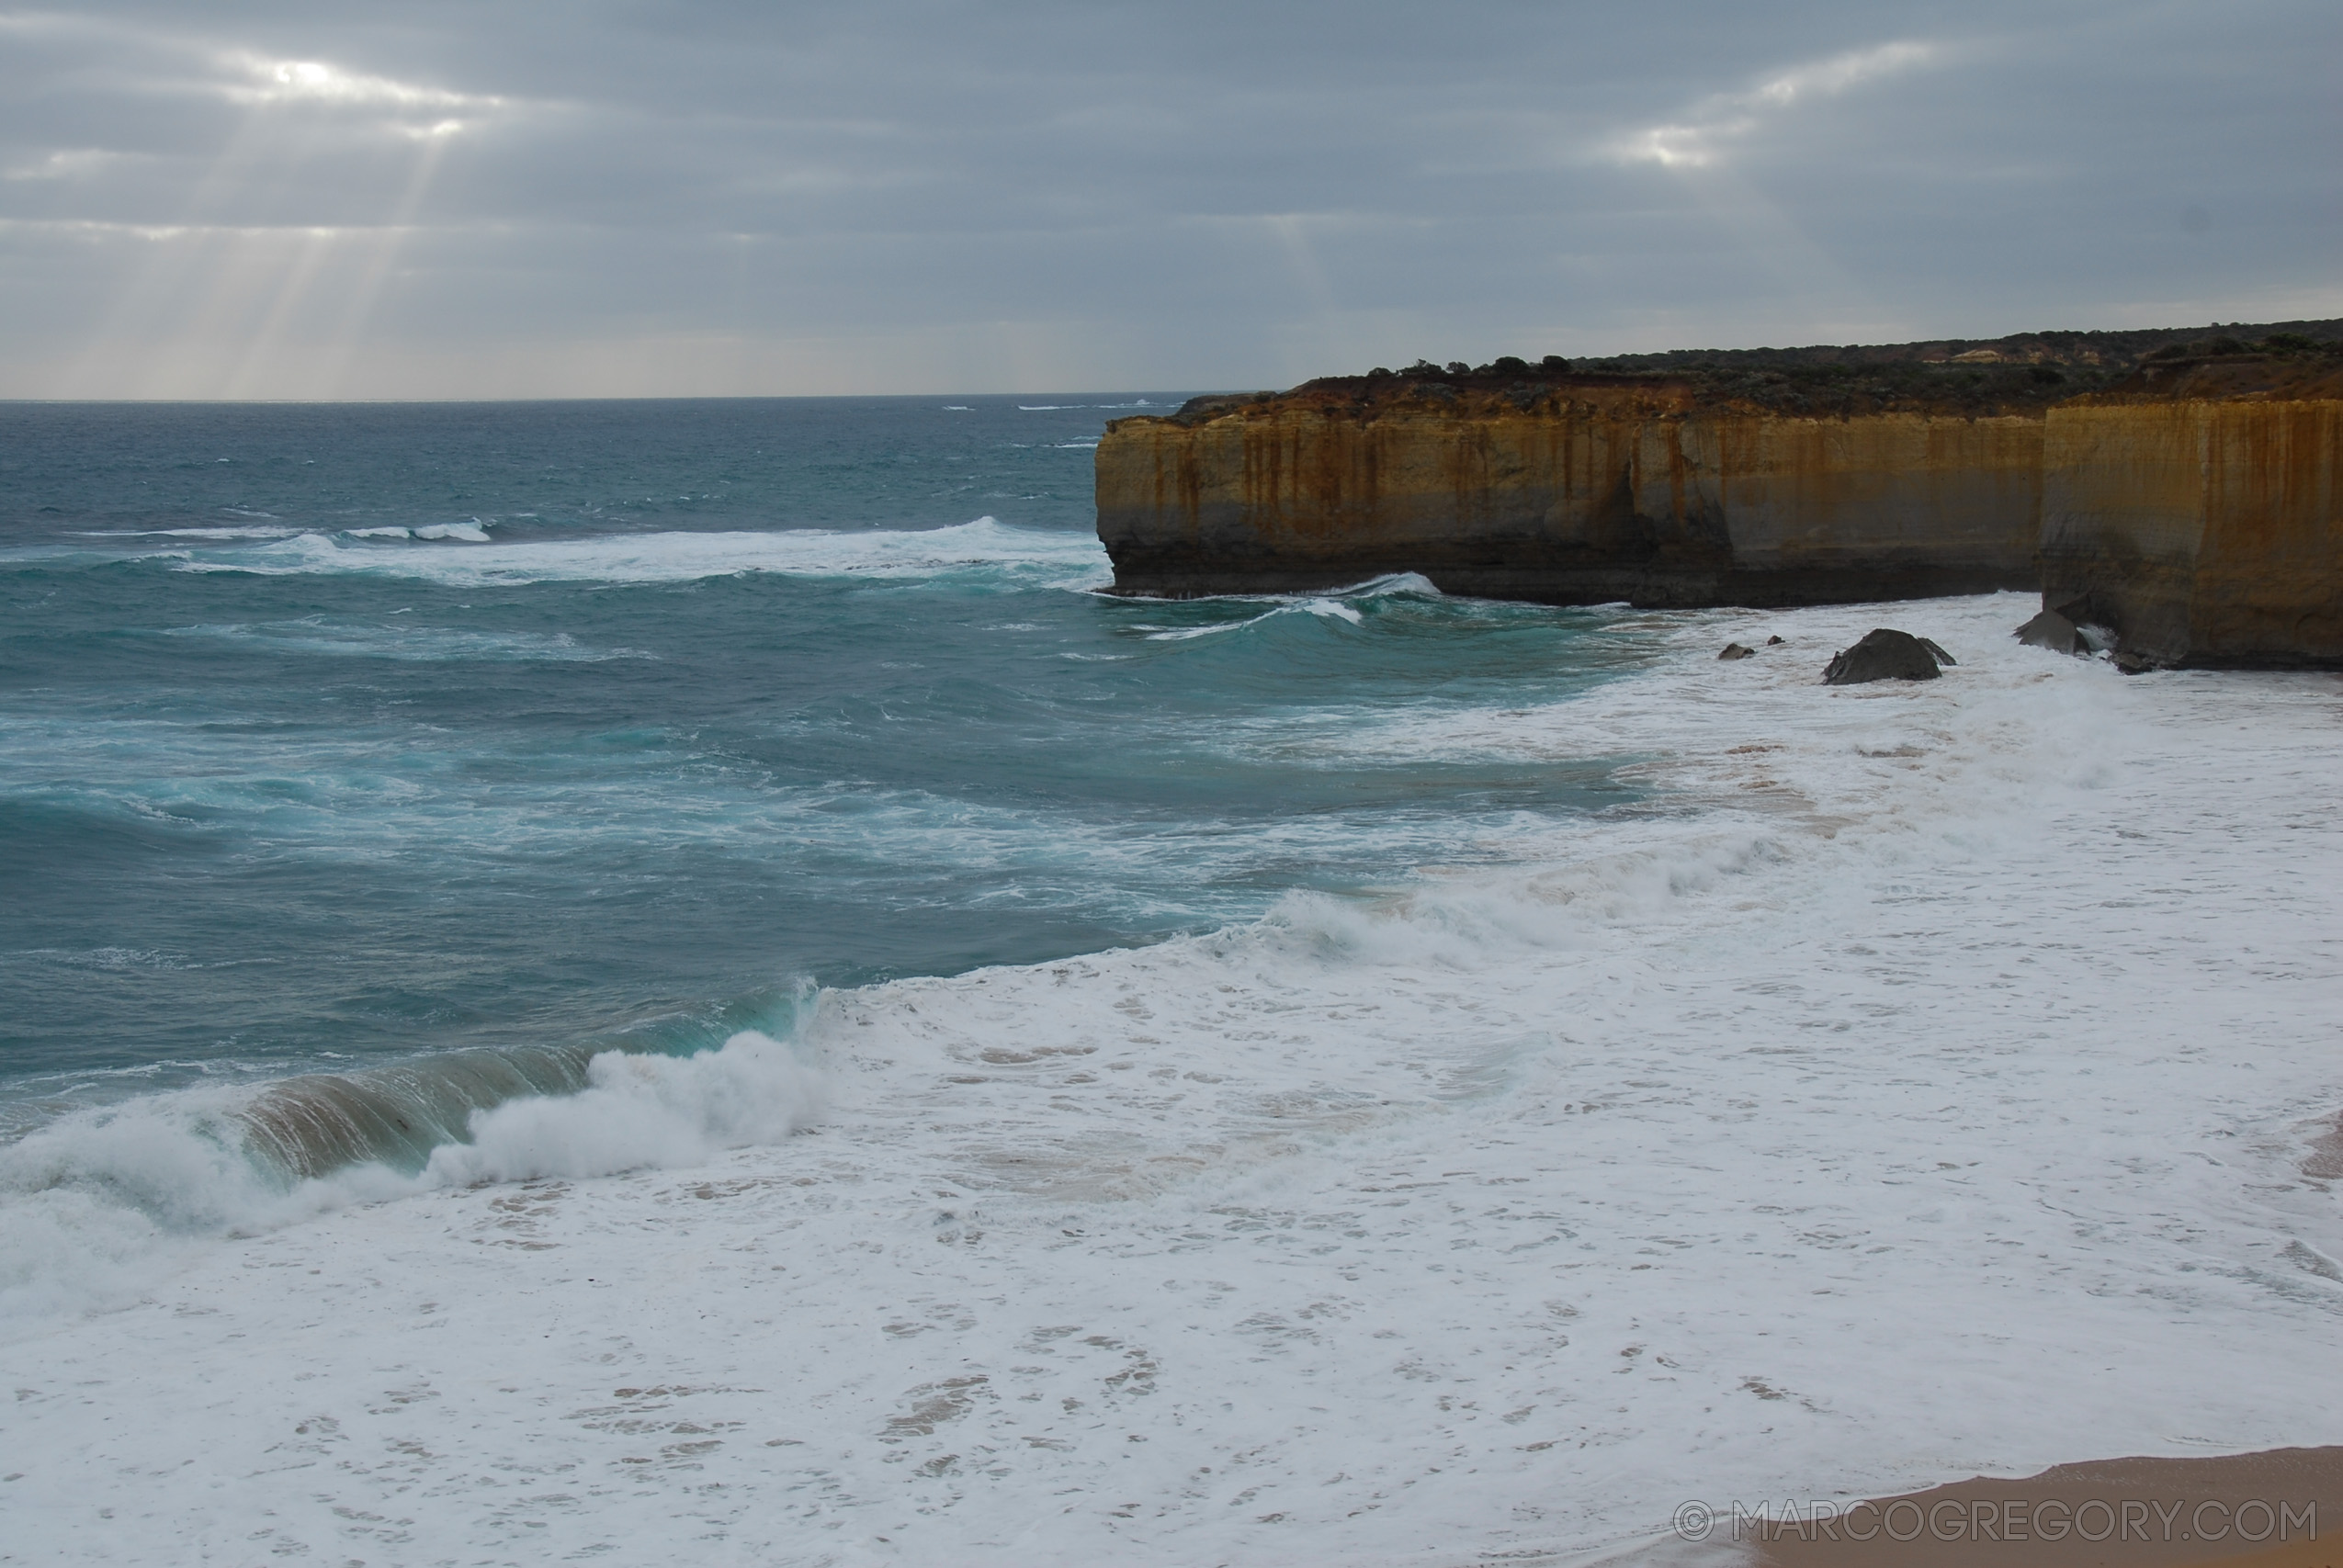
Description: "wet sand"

(1743, 1448), (2343, 1568)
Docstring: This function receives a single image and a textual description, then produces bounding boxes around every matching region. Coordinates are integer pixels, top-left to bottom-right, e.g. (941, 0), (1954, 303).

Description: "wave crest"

(179, 517), (1110, 588)
(0, 1031), (824, 1329)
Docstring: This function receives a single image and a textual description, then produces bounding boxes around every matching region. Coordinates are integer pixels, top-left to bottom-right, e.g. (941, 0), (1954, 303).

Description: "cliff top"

(1126, 319), (2343, 427)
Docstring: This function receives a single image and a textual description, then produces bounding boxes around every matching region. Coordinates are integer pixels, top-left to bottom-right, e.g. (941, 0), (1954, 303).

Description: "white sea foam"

(170, 515), (1110, 588)
(419, 1032), (825, 1185)
(0, 1032), (821, 1325)
(1141, 573), (1437, 638)
(72, 525), (303, 540)
(412, 518), (492, 542)
(1134, 570), (1445, 614)
(157, 618), (653, 662)
(6, 594), (2342, 1565)
(1145, 596), (1368, 640)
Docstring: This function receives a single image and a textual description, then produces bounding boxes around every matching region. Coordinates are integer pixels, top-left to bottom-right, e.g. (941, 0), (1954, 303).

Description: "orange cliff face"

(1095, 379), (2043, 610)
(2042, 357), (2343, 667)
(1096, 357), (2343, 665)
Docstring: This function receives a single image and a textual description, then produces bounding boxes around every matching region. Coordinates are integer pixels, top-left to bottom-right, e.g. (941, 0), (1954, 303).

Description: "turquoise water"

(0, 397), (1649, 1150)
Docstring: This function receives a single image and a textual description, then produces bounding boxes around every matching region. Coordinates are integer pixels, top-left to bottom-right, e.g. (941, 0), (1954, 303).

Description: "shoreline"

(1738, 1447), (2343, 1568)
(7, 592), (2340, 1563)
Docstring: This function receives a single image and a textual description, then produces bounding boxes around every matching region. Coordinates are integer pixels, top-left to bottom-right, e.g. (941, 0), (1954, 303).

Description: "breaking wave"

(7, 517), (1111, 591)
(182, 516), (1110, 588)
(0, 1029), (824, 1325)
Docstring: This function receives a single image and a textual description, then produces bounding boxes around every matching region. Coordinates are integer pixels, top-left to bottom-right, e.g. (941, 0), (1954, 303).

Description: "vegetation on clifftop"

(1155, 319), (2343, 425)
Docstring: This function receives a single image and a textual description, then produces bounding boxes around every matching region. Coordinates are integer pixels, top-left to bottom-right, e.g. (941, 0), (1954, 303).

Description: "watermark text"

(1670, 1496), (2316, 1546)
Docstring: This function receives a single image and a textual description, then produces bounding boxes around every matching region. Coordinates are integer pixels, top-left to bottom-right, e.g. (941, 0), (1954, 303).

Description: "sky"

(2, 0), (2337, 399)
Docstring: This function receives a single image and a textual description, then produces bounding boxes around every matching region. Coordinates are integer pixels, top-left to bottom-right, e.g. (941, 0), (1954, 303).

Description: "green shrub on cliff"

(1294, 318), (2337, 419)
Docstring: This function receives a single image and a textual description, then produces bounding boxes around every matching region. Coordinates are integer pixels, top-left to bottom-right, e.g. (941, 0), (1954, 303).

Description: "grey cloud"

(2, 0), (2335, 397)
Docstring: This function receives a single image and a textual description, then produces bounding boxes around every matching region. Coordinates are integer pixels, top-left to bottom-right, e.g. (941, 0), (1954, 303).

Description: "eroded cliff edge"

(1095, 324), (2343, 665)
(2042, 354), (2343, 667)
(1098, 380), (2044, 608)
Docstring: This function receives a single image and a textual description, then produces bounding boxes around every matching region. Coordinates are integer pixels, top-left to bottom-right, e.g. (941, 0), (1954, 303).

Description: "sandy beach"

(1745, 1448), (2343, 1568)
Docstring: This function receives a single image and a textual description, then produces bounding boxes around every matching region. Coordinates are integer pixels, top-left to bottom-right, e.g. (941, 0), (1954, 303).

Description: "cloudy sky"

(4, 0), (2336, 398)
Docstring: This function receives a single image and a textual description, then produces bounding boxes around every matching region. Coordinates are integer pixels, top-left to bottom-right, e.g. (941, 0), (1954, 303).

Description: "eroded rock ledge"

(1095, 323), (2343, 666)
(2041, 354), (2343, 668)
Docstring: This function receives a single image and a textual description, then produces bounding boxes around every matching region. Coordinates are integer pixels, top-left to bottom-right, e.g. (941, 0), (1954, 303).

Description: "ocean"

(3, 398), (2339, 1565)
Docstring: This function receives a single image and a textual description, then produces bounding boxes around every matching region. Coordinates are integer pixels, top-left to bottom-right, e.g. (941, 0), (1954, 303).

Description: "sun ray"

(53, 38), (496, 398)
(223, 227), (341, 399)
(315, 131), (458, 399)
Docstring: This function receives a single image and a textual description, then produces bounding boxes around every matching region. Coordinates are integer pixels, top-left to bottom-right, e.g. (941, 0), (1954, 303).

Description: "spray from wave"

(0, 1028), (825, 1326)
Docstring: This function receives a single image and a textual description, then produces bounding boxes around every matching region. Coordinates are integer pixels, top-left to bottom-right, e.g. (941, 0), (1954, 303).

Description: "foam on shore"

(4, 592), (2339, 1565)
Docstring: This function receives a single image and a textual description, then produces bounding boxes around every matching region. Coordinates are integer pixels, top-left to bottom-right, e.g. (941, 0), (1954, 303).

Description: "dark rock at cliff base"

(1718, 642), (1756, 660)
(1823, 628), (1949, 684)
(1766, 636), (1785, 645)
(2016, 604), (2118, 656)
(2038, 368), (2343, 668)
(2015, 608), (2086, 653)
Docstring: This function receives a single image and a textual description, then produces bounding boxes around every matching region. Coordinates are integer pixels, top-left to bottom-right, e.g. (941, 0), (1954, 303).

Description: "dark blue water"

(0, 398), (1650, 1133)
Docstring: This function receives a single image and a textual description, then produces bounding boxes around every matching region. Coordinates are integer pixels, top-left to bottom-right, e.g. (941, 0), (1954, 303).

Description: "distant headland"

(1094, 321), (2343, 668)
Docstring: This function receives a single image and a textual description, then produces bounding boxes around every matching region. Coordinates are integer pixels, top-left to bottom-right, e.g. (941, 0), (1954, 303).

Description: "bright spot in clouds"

(226, 53), (494, 113)
(1613, 40), (1941, 168)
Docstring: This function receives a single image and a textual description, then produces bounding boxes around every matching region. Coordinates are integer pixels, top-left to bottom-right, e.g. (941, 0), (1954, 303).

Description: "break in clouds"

(1, 0), (2336, 398)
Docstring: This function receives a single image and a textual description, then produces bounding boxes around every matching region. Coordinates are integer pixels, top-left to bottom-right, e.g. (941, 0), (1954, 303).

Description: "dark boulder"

(1823, 628), (1952, 685)
(2014, 604), (2117, 657)
(2014, 607), (2085, 654)
(1718, 642), (1756, 660)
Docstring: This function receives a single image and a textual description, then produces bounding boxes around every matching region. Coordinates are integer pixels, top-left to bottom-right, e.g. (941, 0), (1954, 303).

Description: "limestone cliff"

(1096, 328), (2343, 665)
(2041, 355), (2343, 667)
(1096, 379), (2043, 608)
